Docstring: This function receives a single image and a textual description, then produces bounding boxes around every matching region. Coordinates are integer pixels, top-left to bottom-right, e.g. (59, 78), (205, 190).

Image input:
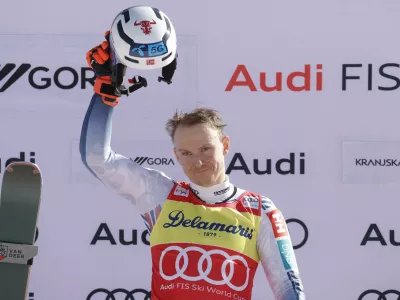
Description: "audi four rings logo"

(87, 288), (151, 300)
(159, 245), (250, 292)
(358, 289), (400, 300)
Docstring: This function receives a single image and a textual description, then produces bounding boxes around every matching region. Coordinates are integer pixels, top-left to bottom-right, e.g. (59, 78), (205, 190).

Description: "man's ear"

(222, 136), (230, 155)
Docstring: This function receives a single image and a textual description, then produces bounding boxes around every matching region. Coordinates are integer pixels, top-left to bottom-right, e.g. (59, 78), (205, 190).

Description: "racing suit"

(80, 93), (306, 300)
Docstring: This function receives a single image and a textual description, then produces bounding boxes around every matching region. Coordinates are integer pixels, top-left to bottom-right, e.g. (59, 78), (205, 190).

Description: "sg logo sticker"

(148, 42), (167, 56)
(129, 41), (167, 57)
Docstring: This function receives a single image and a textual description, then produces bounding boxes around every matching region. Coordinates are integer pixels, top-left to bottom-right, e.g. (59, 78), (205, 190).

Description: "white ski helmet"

(109, 6), (177, 71)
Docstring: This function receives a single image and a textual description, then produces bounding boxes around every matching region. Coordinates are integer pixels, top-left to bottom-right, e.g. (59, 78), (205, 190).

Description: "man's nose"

(193, 158), (204, 167)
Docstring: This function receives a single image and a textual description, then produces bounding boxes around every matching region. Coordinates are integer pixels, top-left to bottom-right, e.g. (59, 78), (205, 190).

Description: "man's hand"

(86, 31), (112, 77)
(86, 31), (147, 107)
(86, 31), (121, 106)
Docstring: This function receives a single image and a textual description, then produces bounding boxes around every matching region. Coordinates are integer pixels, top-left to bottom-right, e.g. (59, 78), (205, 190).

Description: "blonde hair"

(165, 107), (227, 140)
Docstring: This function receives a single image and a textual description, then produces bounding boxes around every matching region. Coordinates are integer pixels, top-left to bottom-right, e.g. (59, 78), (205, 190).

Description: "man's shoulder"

(236, 186), (278, 213)
(259, 195), (278, 212)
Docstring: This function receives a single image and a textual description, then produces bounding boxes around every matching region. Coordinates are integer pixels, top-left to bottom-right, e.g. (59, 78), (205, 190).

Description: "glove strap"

(94, 76), (120, 107)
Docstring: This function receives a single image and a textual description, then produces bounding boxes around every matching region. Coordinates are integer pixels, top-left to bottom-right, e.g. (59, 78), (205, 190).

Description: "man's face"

(173, 124), (230, 187)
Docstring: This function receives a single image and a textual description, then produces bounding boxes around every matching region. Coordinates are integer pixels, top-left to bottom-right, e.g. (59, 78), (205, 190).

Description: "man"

(80, 35), (306, 300)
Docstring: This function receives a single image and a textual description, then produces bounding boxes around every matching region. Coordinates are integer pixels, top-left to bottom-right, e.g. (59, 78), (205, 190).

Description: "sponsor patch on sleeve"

(267, 209), (289, 238)
(277, 239), (298, 271)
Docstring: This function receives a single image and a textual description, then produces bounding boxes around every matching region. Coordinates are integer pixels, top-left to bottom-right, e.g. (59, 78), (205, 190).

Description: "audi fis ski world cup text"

(225, 63), (400, 92)
(159, 246), (249, 297)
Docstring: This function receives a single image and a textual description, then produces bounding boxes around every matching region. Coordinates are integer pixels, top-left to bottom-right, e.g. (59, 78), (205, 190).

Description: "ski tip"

(6, 161), (41, 174)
